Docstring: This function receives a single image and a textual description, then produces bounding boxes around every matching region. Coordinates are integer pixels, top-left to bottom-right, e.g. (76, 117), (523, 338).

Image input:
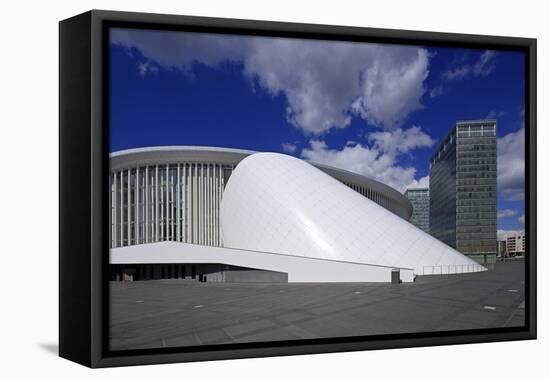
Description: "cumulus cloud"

(301, 126), (434, 193)
(137, 61), (159, 77)
(281, 142), (297, 154)
(368, 125), (435, 157)
(443, 65), (471, 81)
(443, 50), (497, 81)
(429, 86), (444, 98)
(473, 50), (497, 77)
(498, 126), (525, 200)
(405, 175), (430, 190)
(518, 214), (525, 225)
(111, 28), (430, 134)
(485, 109), (505, 119)
(497, 229), (525, 241)
(497, 209), (517, 219)
(349, 48), (429, 129)
(111, 28), (248, 72)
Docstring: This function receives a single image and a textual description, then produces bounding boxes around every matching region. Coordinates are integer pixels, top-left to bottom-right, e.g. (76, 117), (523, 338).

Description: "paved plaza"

(110, 261), (525, 351)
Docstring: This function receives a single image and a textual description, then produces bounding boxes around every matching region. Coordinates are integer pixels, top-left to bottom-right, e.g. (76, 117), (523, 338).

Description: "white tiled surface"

(220, 153), (485, 276)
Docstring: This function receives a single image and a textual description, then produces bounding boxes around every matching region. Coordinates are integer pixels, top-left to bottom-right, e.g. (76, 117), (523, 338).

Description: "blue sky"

(109, 28), (526, 235)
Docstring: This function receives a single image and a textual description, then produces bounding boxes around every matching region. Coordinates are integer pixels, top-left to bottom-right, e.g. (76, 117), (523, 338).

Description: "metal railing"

(422, 264), (486, 275)
(497, 256), (525, 263)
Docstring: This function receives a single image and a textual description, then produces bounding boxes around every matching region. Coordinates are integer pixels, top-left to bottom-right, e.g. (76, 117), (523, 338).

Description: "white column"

(177, 164), (181, 242)
(202, 164), (206, 245)
(165, 165), (170, 241)
(194, 164), (198, 244)
(183, 164), (187, 243)
(127, 169), (131, 245)
(219, 165), (223, 244)
(188, 164), (192, 243)
(206, 164), (210, 245)
(193, 164), (197, 244)
(190, 164), (194, 243)
(160, 168), (164, 241)
(212, 166), (216, 246)
(218, 165), (222, 246)
(145, 166), (149, 243)
(206, 165), (209, 245)
(215, 167), (221, 246)
(210, 165), (214, 246)
(198, 164), (203, 244)
(150, 172), (154, 242)
(212, 165), (216, 245)
(211, 165), (214, 245)
(193, 164), (196, 243)
(170, 168), (174, 241)
(135, 168), (140, 244)
(119, 171), (124, 247)
(155, 165), (159, 242)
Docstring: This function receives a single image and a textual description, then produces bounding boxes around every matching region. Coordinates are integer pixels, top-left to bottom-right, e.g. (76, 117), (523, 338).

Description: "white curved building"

(109, 146), (485, 283)
(221, 153), (485, 280)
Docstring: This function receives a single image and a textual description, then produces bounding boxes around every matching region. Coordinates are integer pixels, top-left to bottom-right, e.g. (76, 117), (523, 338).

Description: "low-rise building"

(506, 234), (526, 257)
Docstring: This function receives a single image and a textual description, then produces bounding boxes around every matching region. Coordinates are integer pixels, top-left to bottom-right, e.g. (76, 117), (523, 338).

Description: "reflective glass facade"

(429, 120), (497, 263)
(404, 188), (430, 233)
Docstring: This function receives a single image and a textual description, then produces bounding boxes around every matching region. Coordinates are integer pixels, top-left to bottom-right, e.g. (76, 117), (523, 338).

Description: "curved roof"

(110, 146), (412, 218)
(220, 153), (485, 276)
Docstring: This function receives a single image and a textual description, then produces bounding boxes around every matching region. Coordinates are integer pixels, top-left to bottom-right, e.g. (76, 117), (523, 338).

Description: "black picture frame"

(59, 9), (537, 368)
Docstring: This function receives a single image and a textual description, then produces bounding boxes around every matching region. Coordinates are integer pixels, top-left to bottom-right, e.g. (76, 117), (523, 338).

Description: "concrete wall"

(224, 270), (288, 283)
(110, 241), (415, 283)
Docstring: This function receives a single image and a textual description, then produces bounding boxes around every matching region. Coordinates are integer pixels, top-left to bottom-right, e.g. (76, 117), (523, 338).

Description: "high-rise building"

(404, 188), (430, 233)
(429, 120), (497, 265)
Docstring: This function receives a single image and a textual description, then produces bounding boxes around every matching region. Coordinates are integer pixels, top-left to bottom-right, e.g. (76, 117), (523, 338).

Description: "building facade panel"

(405, 188), (430, 233)
(429, 120), (497, 264)
(429, 130), (457, 248)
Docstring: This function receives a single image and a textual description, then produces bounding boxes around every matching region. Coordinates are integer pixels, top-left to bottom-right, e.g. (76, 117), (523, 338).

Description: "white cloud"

(443, 65), (471, 81)
(497, 209), (517, 219)
(485, 109), (505, 119)
(281, 142), (297, 154)
(497, 229), (525, 241)
(498, 126), (525, 200)
(349, 48), (429, 129)
(473, 50), (497, 77)
(429, 86), (444, 98)
(518, 214), (525, 225)
(368, 125), (435, 157)
(301, 126), (434, 193)
(443, 50), (497, 81)
(111, 29), (430, 134)
(405, 175), (430, 190)
(137, 61), (159, 77)
(111, 28), (248, 72)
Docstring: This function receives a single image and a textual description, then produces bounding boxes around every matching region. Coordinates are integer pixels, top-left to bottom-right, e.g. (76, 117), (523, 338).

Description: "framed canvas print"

(59, 10), (537, 368)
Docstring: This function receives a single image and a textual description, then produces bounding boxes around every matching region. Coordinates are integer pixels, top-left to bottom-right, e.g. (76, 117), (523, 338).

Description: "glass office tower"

(404, 188), (430, 233)
(429, 120), (497, 265)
